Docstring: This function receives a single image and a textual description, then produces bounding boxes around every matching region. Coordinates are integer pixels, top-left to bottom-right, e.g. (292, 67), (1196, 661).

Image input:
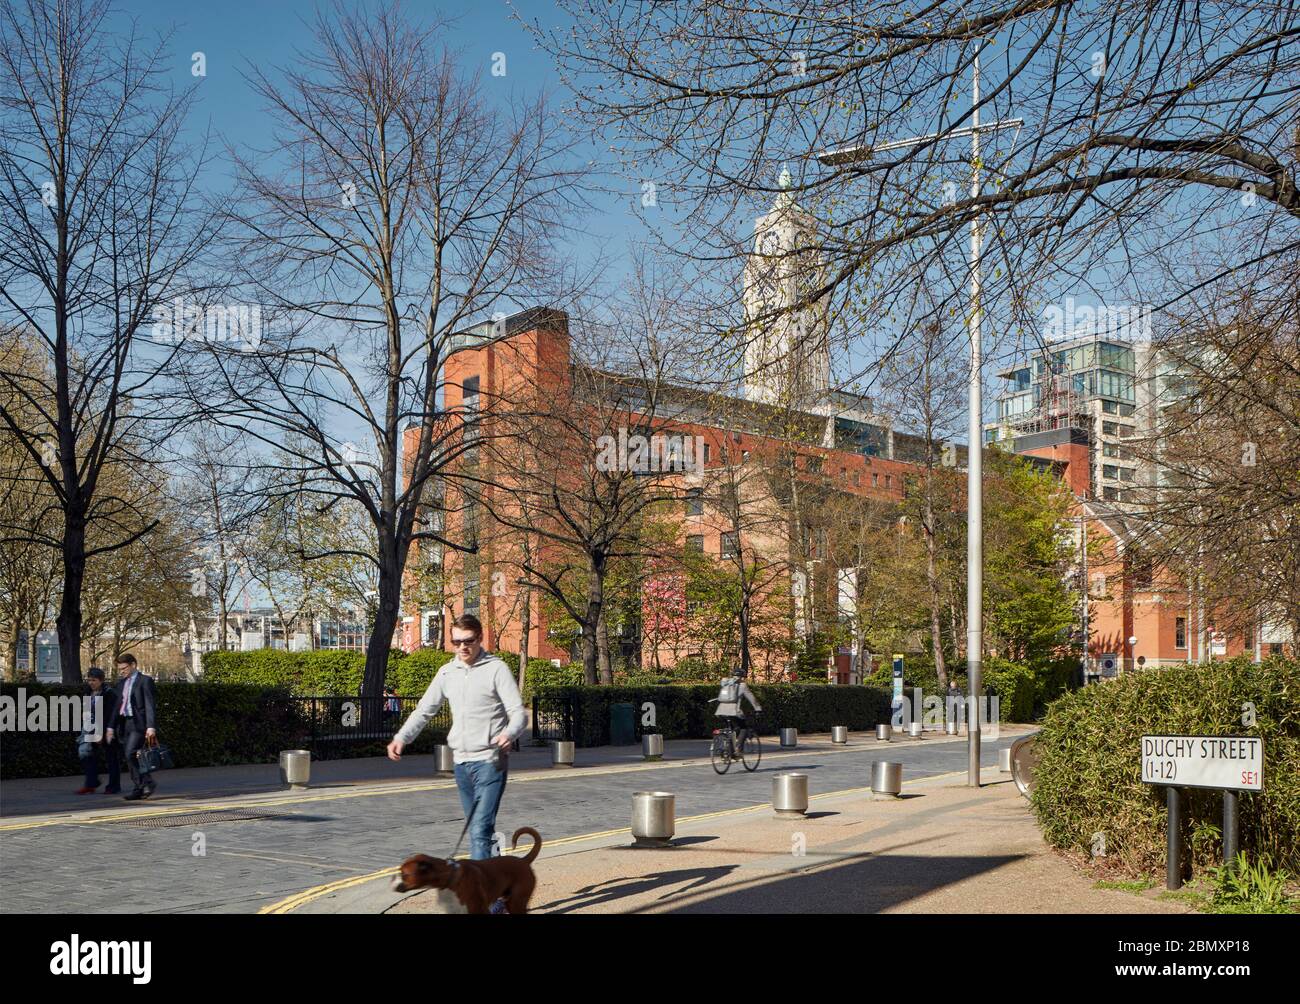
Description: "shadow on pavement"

(657, 852), (1025, 913)
(538, 865), (740, 913)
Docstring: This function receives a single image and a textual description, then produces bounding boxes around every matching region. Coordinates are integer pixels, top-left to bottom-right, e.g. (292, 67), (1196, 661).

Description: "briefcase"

(136, 734), (175, 771)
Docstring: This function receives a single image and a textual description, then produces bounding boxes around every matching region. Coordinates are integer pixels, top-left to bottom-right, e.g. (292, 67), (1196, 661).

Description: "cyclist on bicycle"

(714, 665), (762, 746)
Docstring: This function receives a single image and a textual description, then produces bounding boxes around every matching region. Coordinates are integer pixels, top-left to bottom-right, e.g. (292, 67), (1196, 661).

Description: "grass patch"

(1094, 878), (1155, 894)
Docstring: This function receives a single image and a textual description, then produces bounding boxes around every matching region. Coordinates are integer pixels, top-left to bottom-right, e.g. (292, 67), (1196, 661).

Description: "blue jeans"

(453, 756), (508, 860)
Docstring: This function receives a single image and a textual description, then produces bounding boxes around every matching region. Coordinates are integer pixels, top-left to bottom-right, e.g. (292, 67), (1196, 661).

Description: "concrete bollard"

(831, 726), (848, 744)
(552, 740), (575, 768)
(908, 721), (923, 739)
(871, 761), (903, 799)
(434, 744), (455, 774)
(999, 746), (1013, 773)
(631, 791), (675, 847)
(779, 727), (798, 748)
(642, 733), (664, 761)
(772, 773), (809, 818)
(279, 749), (311, 790)
(876, 724), (892, 742)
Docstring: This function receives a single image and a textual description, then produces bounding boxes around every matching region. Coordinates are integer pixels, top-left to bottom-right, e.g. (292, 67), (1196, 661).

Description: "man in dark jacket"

(76, 667), (120, 794)
(105, 653), (159, 800)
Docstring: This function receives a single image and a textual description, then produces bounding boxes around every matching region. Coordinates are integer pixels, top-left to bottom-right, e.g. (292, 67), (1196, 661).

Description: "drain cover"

(108, 808), (292, 828)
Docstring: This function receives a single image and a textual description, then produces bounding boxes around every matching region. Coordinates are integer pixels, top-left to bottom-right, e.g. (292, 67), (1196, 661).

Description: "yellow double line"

(259, 770), (969, 914)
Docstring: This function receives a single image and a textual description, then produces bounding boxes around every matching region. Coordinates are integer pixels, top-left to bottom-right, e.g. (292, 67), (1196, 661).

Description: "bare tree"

(0, 0), (218, 681)
(181, 4), (584, 706)
(531, 2), (1300, 349)
(1128, 259), (1300, 647)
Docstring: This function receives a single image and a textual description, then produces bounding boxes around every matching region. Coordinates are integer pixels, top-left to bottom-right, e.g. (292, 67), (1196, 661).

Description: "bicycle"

(710, 714), (762, 774)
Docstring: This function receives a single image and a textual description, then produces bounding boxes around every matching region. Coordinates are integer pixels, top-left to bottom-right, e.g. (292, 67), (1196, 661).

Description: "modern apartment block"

(986, 332), (1146, 503)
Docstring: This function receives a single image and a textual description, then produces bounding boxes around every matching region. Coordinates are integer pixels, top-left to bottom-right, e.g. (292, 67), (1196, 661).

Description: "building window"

(721, 532), (739, 559)
(685, 487), (703, 517)
(702, 443), (711, 464)
(741, 450), (750, 461)
(885, 474), (893, 489)
(1119, 403), (1135, 417)
(804, 455), (823, 473)
(1102, 486), (1119, 500)
(1175, 617), (1186, 650)
(872, 472), (879, 487)
(1102, 421), (1119, 437)
(1244, 631), (1253, 651)
(1104, 442), (1121, 458)
(1103, 465), (1119, 480)
(731, 430), (742, 443)
(853, 472), (860, 486)
(685, 534), (704, 553)
(1102, 400), (1117, 414)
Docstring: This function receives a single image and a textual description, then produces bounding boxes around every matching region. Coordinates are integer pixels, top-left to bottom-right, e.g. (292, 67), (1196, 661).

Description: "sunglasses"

(451, 636), (480, 647)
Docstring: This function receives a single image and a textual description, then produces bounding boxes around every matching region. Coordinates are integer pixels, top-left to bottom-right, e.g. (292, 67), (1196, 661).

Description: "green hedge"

(0, 681), (448, 779)
(1032, 657), (1300, 878)
(534, 683), (893, 746)
(1, 682), (300, 779)
(497, 653), (583, 697)
(868, 655), (1050, 724)
(201, 647), (458, 698)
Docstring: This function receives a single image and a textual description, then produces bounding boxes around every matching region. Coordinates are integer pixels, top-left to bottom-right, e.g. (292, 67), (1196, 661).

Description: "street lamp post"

(816, 44), (1019, 786)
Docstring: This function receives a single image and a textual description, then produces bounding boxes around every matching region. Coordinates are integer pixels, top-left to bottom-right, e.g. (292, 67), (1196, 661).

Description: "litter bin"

(609, 702), (636, 745)
(279, 749), (311, 789)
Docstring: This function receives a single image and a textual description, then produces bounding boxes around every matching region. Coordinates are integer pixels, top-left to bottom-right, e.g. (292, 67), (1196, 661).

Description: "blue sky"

(114, 0), (645, 281)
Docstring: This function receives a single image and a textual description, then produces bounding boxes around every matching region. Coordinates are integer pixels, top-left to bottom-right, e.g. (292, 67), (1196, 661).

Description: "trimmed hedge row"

(1031, 657), (1300, 877)
(535, 683), (894, 746)
(0, 681), (447, 779)
(201, 647), (456, 698)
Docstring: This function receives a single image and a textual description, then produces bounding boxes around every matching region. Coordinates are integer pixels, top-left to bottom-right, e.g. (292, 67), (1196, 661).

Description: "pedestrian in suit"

(75, 667), (121, 794)
(105, 653), (159, 800)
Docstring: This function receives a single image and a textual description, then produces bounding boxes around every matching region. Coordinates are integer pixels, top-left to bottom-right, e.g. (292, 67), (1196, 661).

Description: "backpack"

(717, 677), (740, 704)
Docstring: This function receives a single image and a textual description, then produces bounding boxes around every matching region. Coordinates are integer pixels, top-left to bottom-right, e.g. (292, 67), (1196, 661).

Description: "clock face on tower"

(759, 231), (780, 258)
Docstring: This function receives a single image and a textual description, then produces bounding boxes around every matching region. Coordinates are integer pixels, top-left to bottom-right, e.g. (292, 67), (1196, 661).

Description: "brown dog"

(392, 827), (542, 914)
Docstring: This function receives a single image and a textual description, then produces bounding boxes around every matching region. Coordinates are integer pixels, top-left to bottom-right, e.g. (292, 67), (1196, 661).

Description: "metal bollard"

(779, 727), (798, 748)
(876, 724), (892, 742)
(831, 726), (848, 744)
(552, 740), (575, 768)
(908, 721), (923, 738)
(279, 749), (311, 790)
(631, 791), (675, 847)
(871, 761), (903, 799)
(999, 747), (1013, 773)
(434, 744), (455, 774)
(642, 733), (664, 761)
(772, 773), (809, 818)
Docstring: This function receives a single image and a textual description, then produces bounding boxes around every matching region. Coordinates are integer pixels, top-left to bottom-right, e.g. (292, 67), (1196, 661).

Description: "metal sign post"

(1141, 735), (1263, 889)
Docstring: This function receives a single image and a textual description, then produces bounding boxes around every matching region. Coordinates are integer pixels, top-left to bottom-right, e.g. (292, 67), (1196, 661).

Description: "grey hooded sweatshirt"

(394, 650), (526, 764)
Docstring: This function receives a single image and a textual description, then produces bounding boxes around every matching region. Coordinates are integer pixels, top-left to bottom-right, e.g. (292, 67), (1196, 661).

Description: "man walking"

(106, 654), (159, 801)
(387, 614), (525, 909)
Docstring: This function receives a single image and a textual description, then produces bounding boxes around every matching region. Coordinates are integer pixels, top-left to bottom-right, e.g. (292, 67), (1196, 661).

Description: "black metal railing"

(291, 695), (451, 744)
(531, 692), (578, 744)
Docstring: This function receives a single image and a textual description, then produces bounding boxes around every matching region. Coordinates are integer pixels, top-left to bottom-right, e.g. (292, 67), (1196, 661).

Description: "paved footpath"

(2, 726), (1182, 914)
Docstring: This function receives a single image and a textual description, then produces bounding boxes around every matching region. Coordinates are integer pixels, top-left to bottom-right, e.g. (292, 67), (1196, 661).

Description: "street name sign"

(1141, 735), (1263, 791)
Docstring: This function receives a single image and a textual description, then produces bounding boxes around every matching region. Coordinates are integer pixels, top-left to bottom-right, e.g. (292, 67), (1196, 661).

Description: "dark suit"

(79, 684), (121, 790)
(115, 671), (159, 793)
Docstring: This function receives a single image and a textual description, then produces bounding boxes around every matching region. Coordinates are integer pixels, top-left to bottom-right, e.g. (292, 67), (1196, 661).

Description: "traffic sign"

(1141, 735), (1263, 791)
